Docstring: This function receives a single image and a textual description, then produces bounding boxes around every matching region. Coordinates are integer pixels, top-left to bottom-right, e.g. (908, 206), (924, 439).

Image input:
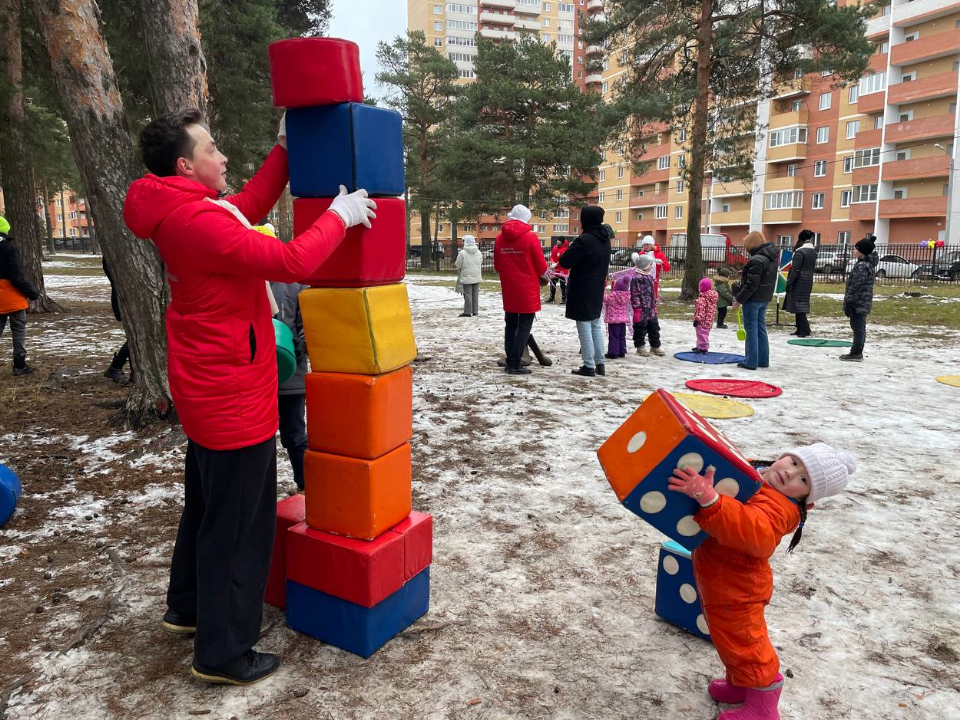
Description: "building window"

(655, 205), (668, 219)
(616, 189), (623, 201)
(819, 93), (832, 111)
(764, 191), (804, 210)
(617, 165), (624, 178)
(854, 184), (878, 202)
(677, 154), (686, 168)
(769, 126), (807, 147)
(777, 234), (793, 246)
(458, 69), (475, 78)
(447, 19), (477, 30)
(602, 81), (608, 93)
(791, 99), (803, 112)
(816, 126), (829, 143)
(598, 191), (605, 202)
(434, 21), (443, 30)
(844, 155), (854, 173)
(636, 212), (644, 221)
(787, 163), (798, 177)
(854, 147), (881, 168)
(821, 69), (832, 77)
(874, 115), (883, 129)
(901, 72), (916, 83)
(814, 160), (827, 177)
(845, 120), (860, 139)
(840, 190), (852, 208)
(858, 72), (887, 96)
(542, 17), (550, 26)
(599, 169), (606, 181)
(434, 38), (443, 47)
(657, 155), (670, 170)
(676, 180), (684, 193)
(615, 211), (622, 223)
(893, 186), (907, 200)
(812, 193), (825, 210)
(904, 31), (919, 42)
(721, 202), (731, 213)
(678, 128), (687, 142)
(848, 85), (859, 104)
(434, 4), (442, 14)
(838, 231), (851, 244)
(675, 205), (683, 219)
(896, 149), (911, 161)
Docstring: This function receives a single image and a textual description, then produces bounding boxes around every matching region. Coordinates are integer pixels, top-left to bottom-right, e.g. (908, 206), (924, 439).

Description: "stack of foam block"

(263, 38), (431, 658)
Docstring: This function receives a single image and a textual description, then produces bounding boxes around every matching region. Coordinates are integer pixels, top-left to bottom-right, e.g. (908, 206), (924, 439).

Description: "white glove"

(329, 185), (377, 229)
(278, 112), (287, 149)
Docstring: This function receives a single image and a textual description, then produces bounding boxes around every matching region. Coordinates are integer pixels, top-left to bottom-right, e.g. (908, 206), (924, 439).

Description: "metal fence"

(408, 242), (960, 286)
(47, 236), (99, 254)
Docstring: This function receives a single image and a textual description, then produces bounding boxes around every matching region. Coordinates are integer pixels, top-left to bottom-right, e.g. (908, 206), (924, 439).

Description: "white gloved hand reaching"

(278, 112), (287, 149)
(329, 185), (377, 229)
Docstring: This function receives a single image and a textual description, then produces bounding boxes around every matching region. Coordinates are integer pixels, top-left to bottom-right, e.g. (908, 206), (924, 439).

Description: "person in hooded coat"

(559, 205), (611, 377)
(0, 215), (39, 376)
(102, 257), (131, 383)
(455, 234), (483, 317)
(840, 235), (879, 362)
(784, 229), (817, 337)
(732, 231), (779, 371)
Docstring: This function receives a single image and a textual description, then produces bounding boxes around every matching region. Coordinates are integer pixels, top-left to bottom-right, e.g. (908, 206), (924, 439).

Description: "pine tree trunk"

(449, 202), (459, 264)
(682, 0), (714, 301)
(419, 207), (432, 269)
(30, 0), (173, 428)
(276, 185), (292, 241)
(0, 0), (62, 313)
(136, 0), (208, 116)
(41, 185), (54, 250)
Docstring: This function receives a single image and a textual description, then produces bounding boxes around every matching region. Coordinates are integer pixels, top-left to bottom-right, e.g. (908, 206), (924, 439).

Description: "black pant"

(548, 277), (566, 302)
(504, 312), (535, 369)
(633, 318), (661, 348)
(716, 307), (728, 327)
(278, 393), (307, 490)
(110, 341), (130, 370)
(167, 437), (277, 668)
(795, 312), (811, 337)
(849, 313), (867, 353)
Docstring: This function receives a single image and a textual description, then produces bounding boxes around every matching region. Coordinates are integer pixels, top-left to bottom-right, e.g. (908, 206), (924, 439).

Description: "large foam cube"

(597, 389), (762, 551)
(0, 463), (23, 527)
(265, 494), (306, 610)
(304, 443), (412, 540)
(286, 511), (432, 607)
(286, 103), (404, 197)
(285, 567), (430, 658)
(305, 367), (412, 459)
(299, 284), (417, 375)
(655, 540), (711, 641)
(294, 197), (406, 287)
(269, 38), (363, 108)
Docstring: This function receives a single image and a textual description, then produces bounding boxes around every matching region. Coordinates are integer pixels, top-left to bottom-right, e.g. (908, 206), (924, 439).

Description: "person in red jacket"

(640, 235), (671, 296)
(548, 237), (569, 303)
(124, 108), (376, 685)
(494, 204), (547, 375)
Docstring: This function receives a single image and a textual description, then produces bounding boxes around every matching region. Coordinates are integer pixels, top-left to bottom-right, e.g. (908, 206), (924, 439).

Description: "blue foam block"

(655, 540), (711, 641)
(0, 463), (22, 527)
(285, 567), (430, 657)
(674, 352), (746, 364)
(286, 103), (404, 198)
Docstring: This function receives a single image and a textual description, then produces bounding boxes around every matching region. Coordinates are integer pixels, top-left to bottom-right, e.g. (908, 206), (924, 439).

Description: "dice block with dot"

(655, 540), (711, 641)
(597, 389), (762, 551)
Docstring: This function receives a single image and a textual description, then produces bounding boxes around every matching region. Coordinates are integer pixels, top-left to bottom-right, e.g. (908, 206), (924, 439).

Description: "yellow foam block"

(299, 284), (417, 374)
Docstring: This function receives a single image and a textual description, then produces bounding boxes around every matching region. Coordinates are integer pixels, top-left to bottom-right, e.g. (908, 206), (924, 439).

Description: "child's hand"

(669, 466), (719, 507)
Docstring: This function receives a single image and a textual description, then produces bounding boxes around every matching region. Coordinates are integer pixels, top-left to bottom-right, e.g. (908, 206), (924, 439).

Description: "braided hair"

(786, 502), (808, 553)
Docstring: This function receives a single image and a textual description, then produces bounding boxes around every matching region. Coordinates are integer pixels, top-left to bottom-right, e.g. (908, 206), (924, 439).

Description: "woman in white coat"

(455, 234), (484, 317)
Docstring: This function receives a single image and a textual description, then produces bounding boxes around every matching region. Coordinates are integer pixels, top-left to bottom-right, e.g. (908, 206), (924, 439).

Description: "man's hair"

(139, 108), (204, 177)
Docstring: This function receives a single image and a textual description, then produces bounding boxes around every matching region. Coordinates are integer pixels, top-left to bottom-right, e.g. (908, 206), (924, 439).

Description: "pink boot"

(716, 676), (782, 719)
(708, 676), (747, 704)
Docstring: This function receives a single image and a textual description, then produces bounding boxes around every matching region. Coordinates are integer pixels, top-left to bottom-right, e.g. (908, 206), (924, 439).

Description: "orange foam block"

(305, 367), (412, 460)
(304, 443), (412, 540)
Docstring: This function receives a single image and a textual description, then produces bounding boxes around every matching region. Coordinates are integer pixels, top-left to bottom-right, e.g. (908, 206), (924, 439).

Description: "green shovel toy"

(736, 309), (746, 342)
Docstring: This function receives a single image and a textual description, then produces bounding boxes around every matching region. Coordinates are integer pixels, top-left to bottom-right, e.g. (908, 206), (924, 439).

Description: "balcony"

(868, 54), (888, 73)
(772, 78), (811, 100)
(480, 0), (516, 8)
(766, 176), (805, 192)
(639, 142), (670, 161)
(891, 29), (960, 65)
(762, 207), (803, 224)
(710, 207), (752, 226)
(630, 165), (670, 184)
(855, 127), (883, 149)
(480, 11), (516, 25)
(858, 90), (886, 114)
(586, 44), (604, 55)
(852, 165), (880, 185)
(849, 202), (877, 221)
(887, 71), (959, 105)
(893, 0), (960, 28)
(879, 196), (947, 218)
(711, 179), (752, 197)
(767, 142), (807, 163)
(866, 13), (890, 38)
(769, 108), (808, 130)
(587, 0), (604, 10)
(480, 27), (516, 40)
(885, 113), (956, 143)
(514, 18), (540, 30)
(882, 155), (950, 181)
(631, 192), (668, 208)
(585, 73), (603, 84)
(514, 1), (540, 15)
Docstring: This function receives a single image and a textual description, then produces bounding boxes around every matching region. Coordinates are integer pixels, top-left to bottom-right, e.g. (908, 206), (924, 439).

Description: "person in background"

(692, 277), (718, 354)
(640, 235), (671, 294)
(102, 257), (131, 383)
(630, 253), (663, 357)
(841, 234), (878, 362)
(784, 229), (817, 338)
(732, 231), (778, 371)
(714, 267), (734, 329)
(0, 215), (39, 376)
(603, 274), (631, 360)
(548, 237), (570, 303)
(455, 234), (483, 317)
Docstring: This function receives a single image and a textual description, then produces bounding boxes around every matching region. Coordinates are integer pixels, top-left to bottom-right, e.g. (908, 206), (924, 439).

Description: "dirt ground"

(0, 262), (958, 720)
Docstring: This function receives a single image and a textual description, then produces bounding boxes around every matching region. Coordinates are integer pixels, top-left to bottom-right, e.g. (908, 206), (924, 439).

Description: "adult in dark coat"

(102, 257), (131, 382)
(559, 205), (610, 377)
(784, 229), (818, 337)
(270, 279), (308, 489)
(732, 231), (778, 370)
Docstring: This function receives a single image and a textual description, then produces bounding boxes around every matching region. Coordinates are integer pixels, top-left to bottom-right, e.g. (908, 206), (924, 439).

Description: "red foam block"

(285, 511), (433, 607)
(269, 38), (363, 108)
(265, 494), (305, 609)
(294, 197), (406, 287)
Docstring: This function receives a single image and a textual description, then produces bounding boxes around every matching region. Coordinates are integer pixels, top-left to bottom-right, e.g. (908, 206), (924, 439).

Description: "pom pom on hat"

(507, 204), (532, 224)
(855, 235), (876, 256)
(632, 252), (653, 270)
(785, 443), (855, 504)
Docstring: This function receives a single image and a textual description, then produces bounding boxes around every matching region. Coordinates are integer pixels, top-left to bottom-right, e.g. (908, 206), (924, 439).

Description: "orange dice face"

(304, 443), (412, 541)
(305, 367), (412, 460)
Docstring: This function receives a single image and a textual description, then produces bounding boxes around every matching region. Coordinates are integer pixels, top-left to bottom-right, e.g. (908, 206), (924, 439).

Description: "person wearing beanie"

(629, 253), (662, 357)
(455, 234), (484, 317)
(841, 234), (879, 362)
(548, 237), (570, 303)
(784, 229), (818, 338)
(692, 277), (718, 353)
(507, 204), (533, 224)
(640, 234), (671, 294)
(732, 231), (778, 371)
(559, 205), (611, 376)
(602, 274), (631, 359)
(669, 442), (854, 720)
(714, 267), (734, 329)
(0, 215), (40, 376)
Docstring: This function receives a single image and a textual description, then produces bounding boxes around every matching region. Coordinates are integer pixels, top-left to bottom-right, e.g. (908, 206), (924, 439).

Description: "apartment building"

(0, 188), (90, 240)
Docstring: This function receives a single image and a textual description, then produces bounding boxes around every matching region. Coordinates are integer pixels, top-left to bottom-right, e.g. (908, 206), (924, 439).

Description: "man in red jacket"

(124, 108), (375, 685)
(494, 204), (547, 375)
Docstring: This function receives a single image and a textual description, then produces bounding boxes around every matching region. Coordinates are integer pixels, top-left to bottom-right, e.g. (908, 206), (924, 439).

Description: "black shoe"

(796, 333), (811, 338)
(12, 365), (36, 376)
(595, 364), (605, 376)
(717, 324), (729, 329)
(839, 352), (863, 362)
(103, 366), (126, 383)
(458, 313), (471, 317)
(472, 313), (478, 316)
(604, 353), (618, 359)
(736, 362), (757, 371)
(191, 650), (280, 686)
(790, 331), (800, 336)
(507, 366), (532, 375)
(571, 366), (596, 377)
(162, 608), (197, 635)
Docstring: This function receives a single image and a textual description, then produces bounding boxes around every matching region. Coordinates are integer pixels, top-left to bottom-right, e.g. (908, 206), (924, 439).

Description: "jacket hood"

(752, 242), (779, 263)
(501, 218), (533, 241)
(861, 250), (879, 267)
(463, 244), (480, 255)
(124, 173), (218, 239)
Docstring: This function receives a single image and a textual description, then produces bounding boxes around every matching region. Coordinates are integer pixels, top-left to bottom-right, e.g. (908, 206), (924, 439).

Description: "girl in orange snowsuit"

(669, 443), (855, 720)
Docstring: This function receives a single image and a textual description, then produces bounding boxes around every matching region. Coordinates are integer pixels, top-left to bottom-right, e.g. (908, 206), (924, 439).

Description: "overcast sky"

(328, 0), (409, 101)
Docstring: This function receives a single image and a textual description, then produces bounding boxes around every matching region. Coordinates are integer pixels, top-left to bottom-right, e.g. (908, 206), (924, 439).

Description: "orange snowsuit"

(692, 483), (801, 688)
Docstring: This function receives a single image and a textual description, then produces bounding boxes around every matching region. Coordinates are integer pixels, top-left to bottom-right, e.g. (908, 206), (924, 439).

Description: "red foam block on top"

(269, 38), (363, 109)
(286, 511), (433, 608)
(294, 197), (406, 287)
(265, 494), (305, 609)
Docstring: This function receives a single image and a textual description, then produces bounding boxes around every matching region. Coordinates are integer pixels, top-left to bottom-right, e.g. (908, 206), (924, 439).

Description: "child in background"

(692, 277), (718, 353)
(670, 443), (855, 720)
(630, 253), (664, 357)
(603, 274), (631, 359)
(714, 268), (734, 328)
(841, 235), (878, 362)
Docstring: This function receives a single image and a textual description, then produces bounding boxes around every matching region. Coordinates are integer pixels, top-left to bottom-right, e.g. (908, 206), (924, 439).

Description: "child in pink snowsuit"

(603, 274), (632, 359)
(693, 277), (718, 353)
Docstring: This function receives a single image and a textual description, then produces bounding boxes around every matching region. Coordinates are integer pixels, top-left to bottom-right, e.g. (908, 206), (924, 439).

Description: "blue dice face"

(655, 541), (711, 642)
(621, 435), (761, 551)
(286, 103), (405, 198)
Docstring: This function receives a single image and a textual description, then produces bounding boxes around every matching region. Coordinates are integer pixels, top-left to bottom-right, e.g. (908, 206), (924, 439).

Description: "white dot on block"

(640, 491), (667, 514)
(697, 614), (709, 634)
(662, 555), (679, 575)
(627, 431), (647, 453)
(679, 583), (698, 604)
(677, 453), (704, 473)
(715, 478), (740, 497)
(677, 515), (701, 536)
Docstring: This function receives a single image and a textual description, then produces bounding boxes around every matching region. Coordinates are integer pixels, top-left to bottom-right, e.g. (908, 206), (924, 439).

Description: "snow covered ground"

(2, 277), (958, 719)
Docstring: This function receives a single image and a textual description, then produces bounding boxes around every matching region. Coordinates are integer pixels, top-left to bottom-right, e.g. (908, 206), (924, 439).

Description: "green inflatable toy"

(273, 319), (297, 384)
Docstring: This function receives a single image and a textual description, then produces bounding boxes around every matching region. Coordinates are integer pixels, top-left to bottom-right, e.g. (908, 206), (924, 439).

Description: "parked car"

(667, 233), (747, 268)
(610, 246), (641, 267)
(918, 250), (960, 281)
(846, 253), (920, 279)
(814, 246), (853, 274)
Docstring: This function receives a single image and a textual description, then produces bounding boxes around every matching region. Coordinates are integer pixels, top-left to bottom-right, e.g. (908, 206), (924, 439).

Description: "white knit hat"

(641, 234), (655, 247)
(785, 443), (856, 504)
(507, 204), (532, 223)
(463, 234), (476, 247)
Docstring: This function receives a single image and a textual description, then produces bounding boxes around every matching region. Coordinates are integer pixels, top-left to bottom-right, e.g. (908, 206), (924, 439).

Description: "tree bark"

(136, 0), (208, 116)
(449, 202), (459, 264)
(0, 0), (62, 312)
(276, 185), (292, 241)
(30, 0), (173, 428)
(419, 206), (432, 269)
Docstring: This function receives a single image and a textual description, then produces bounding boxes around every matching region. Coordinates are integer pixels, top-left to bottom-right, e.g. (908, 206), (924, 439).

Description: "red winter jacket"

(494, 219), (547, 313)
(550, 240), (570, 278)
(123, 146), (346, 450)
